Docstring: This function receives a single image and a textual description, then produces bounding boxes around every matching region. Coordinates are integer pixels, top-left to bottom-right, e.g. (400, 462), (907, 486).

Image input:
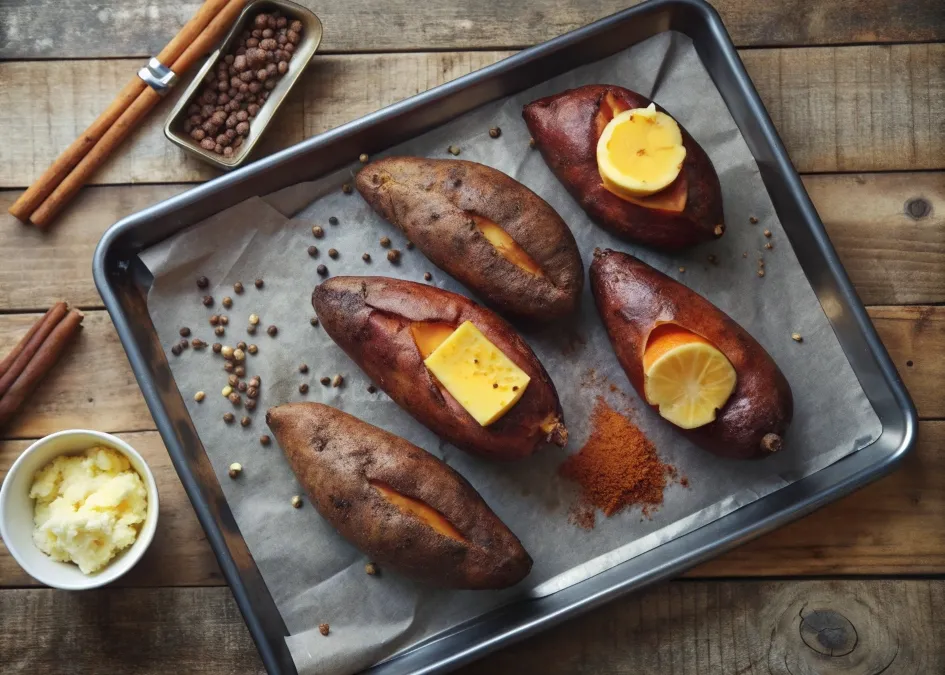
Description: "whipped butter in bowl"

(0, 430), (159, 590)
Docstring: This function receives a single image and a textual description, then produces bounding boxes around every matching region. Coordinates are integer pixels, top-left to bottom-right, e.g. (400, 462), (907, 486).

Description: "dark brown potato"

(313, 276), (567, 461)
(523, 85), (724, 250)
(267, 402), (532, 589)
(356, 157), (583, 322)
(590, 249), (792, 459)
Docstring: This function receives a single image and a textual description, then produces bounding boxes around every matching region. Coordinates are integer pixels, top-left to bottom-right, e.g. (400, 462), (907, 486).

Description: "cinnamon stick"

(0, 302), (67, 380)
(30, 0), (248, 228)
(0, 302), (68, 400)
(0, 310), (84, 429)
(7, 0), (233, 224)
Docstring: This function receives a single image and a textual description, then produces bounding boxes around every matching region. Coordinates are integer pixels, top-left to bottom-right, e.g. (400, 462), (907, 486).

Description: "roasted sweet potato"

(313, 276), (567, 460)
(356, 157), (583, 322)
(266, 402), (532, 589)
(590, 249), (792, 459)
(523, 85), (724, 250)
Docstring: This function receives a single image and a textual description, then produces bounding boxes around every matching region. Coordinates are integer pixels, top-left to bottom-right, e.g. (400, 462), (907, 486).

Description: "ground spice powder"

(560, 397), (676, 527)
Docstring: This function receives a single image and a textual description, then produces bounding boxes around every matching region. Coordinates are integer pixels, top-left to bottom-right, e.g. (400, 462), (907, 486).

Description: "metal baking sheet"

(93, 1), (917, 673)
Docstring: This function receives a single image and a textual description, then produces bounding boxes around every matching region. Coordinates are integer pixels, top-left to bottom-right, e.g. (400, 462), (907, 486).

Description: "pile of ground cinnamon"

(560, 397), (678, 528)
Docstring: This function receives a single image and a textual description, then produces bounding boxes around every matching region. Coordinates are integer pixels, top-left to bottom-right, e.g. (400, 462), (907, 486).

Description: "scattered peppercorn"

(367, 384), (377, 394)
(171, 344), (182, 356)
(447, 145), (461, 155)
(247, 386), (259, 398)
(312, 225), (324, 238)
(342, 183), (352, 194)
(361, 252), (371, 262)
(260, 434), (271, 446)
(387, 249), (401, 264)
(765, 242), (774, 250)
(228, 374), (239, 387)
(528, 137), (536, 148)
(308, 245), (318, 257)
(423, 272), (432, 281)
(299, 383), (309, 394)
(255, 278), (264, 289)
(194, 391), (206, 403)
(291, 495), (303, 508)
(320, 376), (330, 386)
(233, 348), (246, 361)
(332, 374), (344, 388)
(245, 398), (257, 411)
(221, 345), (234, 359)
(405, 241), (414, 250)
(197, 276), (209, 289)
(235, 365), (246, 377)
(212, 342), (223, 353)
(241, 416), (251, 427)
(328, 248), (338, 259)
(202, 295), (214, 307)
(757, 269), (765, 277)
(317, 264), (328, 276)
(248, 343), (258, 354)
(749, 216), (759, 224)
(365, 562), (378, 575)
(192, 338), (207, 349)
(228, 462), (242, 478)
(224, 412), (235, 424)
(210, 315), (220, 326)
(235, 281), (245, 294)
(791, 333), (803, 342)
(229, 392), (242, 406)
(763, 229), (772, 238)
(238, 381), (248, 393)
(219, 315), (229, 326)
(359, 153), (369, 163)
(319, 623), (330, 636)
(714, 224), (725, 237)
(380, 236), (391, 248)
(178, 338), (189, 350)
(299, 363), (309, 373)
(214, 325), (225, 336)
(678, 267), (686, 273)
(328, 216), (338, 225)
(223, 361), (235, 373)
(489, 127), (501, 139)
(179, 326), (191, 337)
(222, 385), (233, 397)
(221, 296), (232, 309)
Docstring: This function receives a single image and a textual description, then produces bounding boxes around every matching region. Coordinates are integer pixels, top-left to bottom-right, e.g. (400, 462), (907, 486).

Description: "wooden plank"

(2, 0), (943, 59)
(0, 311), (154, 439)
(0, 303), (940, 438)
(0, 417), (941, 588)
(2, 45), (942, 190)
(1, 580), (942, 673)
(3, 172), (941, 312)
(0, 432), (222, 587)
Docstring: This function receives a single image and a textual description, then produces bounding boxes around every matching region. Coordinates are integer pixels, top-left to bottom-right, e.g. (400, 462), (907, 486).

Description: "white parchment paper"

(139, 32), (881, 675)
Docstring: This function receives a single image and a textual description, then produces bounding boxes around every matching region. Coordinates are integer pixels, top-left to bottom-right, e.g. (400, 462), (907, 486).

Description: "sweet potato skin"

(266, 402), (532, 589)
(313, 276), (567, 461)
(356, 157), (583, 321)
(590, 249), (793, 459)
(523, 84), (724, 250)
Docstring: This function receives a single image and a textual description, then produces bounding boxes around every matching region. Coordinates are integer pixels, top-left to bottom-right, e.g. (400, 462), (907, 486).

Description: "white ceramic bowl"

(0, 429), (159, 590)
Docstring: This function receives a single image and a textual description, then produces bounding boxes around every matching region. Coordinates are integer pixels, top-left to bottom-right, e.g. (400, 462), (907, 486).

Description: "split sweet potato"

(523, 85), (724, 250)
(590, 249), (792, 459)
(266, 402), (532, 589)
(313, 276), (567, 460)
(356, 157), (583, 322)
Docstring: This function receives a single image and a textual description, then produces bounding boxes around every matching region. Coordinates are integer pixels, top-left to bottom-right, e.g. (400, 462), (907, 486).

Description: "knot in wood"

(798, 608), (857, 657)
(905, 197), (931, 220)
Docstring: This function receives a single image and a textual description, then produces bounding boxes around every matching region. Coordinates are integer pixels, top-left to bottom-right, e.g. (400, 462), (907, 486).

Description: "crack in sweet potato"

(467, 213), (544, 277)
(369, 479), (467, 542)
(410, 321), (457, 359)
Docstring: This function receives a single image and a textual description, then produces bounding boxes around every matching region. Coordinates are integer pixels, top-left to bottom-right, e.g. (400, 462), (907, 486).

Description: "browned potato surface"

(523, 85), (724, 250)
(267, 402), (532, 589)
(590, 249), (793, 459)
(356, 157), (583, 322)
(313, 276), (567, 460)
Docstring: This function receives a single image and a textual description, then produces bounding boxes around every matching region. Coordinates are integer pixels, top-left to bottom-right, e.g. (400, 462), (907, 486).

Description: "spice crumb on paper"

(560, 398), (682, 529)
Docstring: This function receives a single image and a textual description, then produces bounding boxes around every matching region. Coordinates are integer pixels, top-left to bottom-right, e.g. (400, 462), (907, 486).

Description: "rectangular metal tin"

(94, 1), (917, 672)
(164, 0), (323, 170)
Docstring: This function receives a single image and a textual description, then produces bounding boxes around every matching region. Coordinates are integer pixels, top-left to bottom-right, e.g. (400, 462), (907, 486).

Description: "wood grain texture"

(0, 311), (154, 439)
(0, 587), (262, 674)
(2, 45), (942, 190)
(3, 172), (941, 312)
(0, 418), (941, 587)
(2, 0), (944, 59)
(1, 580), (941, 674)
(0, 304), (938, 440)
(0, 432), (222, 587)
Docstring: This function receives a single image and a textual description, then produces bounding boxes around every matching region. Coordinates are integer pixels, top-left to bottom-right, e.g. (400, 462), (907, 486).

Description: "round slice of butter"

(596, 103), (687, 198)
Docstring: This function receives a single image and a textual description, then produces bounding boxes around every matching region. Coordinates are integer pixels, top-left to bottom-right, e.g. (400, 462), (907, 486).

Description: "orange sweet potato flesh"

(266, 402), (532, 589)
(356, 157), (583, 322)
(523, 85), (724, 250)
(590, 249), (793, 459)
(313, 276), (567, 460)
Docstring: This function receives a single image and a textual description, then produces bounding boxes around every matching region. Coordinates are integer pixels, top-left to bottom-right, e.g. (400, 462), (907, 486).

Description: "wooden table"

(1, 1), (943, 672)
